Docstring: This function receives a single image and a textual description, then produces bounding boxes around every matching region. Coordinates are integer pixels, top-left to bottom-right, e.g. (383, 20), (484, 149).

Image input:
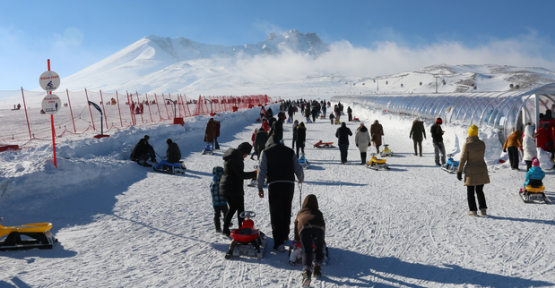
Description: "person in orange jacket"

(503, 129), (522, 170)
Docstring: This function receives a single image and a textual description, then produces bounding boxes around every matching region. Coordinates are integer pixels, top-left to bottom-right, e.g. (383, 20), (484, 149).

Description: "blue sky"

(2, 0), (555, 90)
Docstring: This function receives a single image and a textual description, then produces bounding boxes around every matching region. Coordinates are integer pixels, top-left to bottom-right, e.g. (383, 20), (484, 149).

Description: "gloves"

(457, 172), (462, 181)
(356, 143), (358, 147)
(503, 149), (506, 153)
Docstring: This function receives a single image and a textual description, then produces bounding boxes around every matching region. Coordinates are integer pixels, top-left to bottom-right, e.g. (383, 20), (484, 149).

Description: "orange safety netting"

(0, 89), (272, 148)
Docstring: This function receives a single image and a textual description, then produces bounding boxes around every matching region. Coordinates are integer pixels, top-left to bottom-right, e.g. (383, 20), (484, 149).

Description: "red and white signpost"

(39, 60), (61, 168)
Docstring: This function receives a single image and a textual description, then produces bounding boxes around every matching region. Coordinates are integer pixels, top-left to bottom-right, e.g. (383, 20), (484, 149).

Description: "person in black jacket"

(220, 142), (257, 237)
(269, 117), (284, 142)
(257, 135), (304, 251)
(335, 122), (353, 164)
(430, 118), (445, 166)
(130, 136), (155, 167)
(431, 118), (446, 166)
(296, 122), (307, 158)
(154, 139), (182, 170)
(254, 128), (269, 161)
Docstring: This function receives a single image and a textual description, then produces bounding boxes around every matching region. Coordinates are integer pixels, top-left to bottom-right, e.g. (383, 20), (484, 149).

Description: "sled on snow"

(0, 218), (58, 251)
(288, 240), (329, 266)
(380, 144), (394, 157)
(520, 184), (549, 204)
(442, 155), (459, 173)
(225, 211), (267, 259)
(299, 155), (310, 169)
(152, 161), (187, 174)
(202, 144), (214, 155)
(366, 154), (390, 170)
(314, 141), (335, 149)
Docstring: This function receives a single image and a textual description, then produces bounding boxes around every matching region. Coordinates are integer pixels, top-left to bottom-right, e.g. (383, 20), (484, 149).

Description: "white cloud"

(231, 30), (555, 81)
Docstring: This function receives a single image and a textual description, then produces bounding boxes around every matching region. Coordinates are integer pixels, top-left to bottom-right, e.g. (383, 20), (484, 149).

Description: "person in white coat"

(355, 123), (371, 165)
(522, 124), (537, 171)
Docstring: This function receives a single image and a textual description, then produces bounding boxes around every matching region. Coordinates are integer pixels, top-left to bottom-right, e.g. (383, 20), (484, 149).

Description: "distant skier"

(294, 194), (326, 285)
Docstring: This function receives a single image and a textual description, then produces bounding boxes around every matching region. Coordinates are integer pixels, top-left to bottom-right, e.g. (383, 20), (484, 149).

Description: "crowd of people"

(128, 101), (555, 282)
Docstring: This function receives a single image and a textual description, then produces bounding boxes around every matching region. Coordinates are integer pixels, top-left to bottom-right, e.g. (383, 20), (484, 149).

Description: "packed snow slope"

(1, 99), (555, 287)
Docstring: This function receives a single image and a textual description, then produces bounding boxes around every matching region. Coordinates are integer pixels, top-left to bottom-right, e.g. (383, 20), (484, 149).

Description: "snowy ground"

(1, 99), (555, 287)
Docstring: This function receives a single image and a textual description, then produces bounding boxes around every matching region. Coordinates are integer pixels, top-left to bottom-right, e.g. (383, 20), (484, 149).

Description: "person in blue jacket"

(521, 158), (545, 193)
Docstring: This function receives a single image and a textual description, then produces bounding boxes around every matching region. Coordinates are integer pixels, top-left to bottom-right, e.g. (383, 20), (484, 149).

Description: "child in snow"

(521, 158), (545, 193)
(294, 194), (326, 283)
(329, 113), (335, 125)
(210, 166), (229, 233)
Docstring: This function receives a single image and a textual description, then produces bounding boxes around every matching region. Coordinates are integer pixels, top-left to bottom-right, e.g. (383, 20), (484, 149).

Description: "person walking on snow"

(431, 118), (446, 166)
(335, 122), (353, 164)
(220, 143), (258, 237)
(409, 118), (426, 156)
(503, 129), (522, 170)
(296, 122), (307, 158)
(204, 118), (217, 150)
(355, 123), (371, 164)
(522, 124), (537, 171)
(370, 120), (384, 154)
(457, 125), (490, 216)
(257, 136), (304, 252)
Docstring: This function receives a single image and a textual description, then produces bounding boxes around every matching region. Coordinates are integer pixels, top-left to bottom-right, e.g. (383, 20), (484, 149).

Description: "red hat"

(436, 118), (443, 124)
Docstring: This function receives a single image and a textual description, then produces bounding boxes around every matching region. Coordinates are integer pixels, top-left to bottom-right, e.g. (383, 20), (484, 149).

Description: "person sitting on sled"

(521, 158), (545, 193)
(294, 194), (326, 282)
(154, 139), (182, 170)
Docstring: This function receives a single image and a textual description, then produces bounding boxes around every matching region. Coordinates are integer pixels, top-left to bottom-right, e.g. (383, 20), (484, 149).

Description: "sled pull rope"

(298, 182), (303, 209)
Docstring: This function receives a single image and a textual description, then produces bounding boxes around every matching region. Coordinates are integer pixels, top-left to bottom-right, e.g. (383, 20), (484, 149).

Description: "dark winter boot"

(302, 270), (312, 287)
(313, 265), (322, 279)
(361, 152), (367, 165)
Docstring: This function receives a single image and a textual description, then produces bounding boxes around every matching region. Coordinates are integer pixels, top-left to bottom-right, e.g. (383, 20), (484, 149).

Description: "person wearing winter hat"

(522, 124), (537, 171)
(521, 157), (545, 193)
(219, 142), (257, 237)
(430, 118), (446, 166)
(457, 125), (490, 216)
(258, 135), (304, 251)
(503, 129), (523, 170)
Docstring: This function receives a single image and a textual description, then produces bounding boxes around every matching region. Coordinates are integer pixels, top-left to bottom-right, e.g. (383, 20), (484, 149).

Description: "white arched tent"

(332, 83), (555, 143)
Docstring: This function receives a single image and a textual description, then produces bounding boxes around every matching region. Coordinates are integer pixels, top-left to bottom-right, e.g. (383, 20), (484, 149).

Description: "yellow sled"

(366, 154), (390, 170)
(0, 220), (57, 250)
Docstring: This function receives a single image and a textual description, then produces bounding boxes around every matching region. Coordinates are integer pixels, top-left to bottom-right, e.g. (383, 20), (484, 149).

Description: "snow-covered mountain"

(59, 30), (329, 93)
(4, 31), (555, 109)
